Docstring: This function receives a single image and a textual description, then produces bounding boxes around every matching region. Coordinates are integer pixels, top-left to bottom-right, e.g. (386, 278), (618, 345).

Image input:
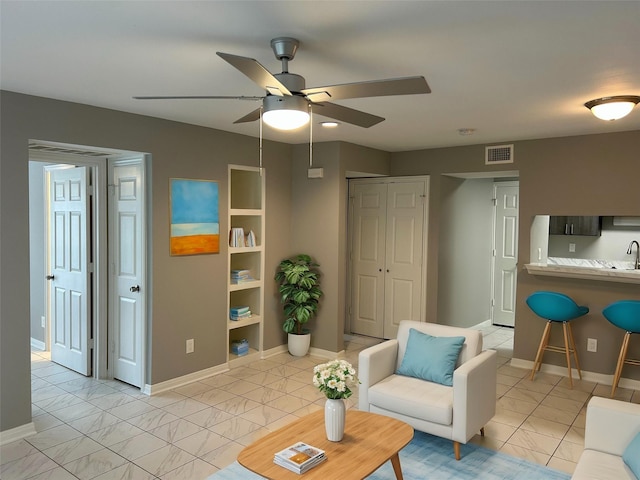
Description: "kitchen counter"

(525, 260), (640, 284)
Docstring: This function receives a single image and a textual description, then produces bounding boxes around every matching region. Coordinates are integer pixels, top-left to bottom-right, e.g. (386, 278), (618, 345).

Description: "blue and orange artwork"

(170, 178), (219, 255)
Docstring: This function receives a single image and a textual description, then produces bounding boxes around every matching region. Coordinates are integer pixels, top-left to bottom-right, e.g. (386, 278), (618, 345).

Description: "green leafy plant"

(275, 254), (323, 335)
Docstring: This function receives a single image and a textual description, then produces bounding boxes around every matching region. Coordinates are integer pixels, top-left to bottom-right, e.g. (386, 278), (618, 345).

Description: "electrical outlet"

(41, 316), (46, 328)
(587, 338), (597, 352)
(186, 338), (194, 354)
(569, 243), (576, 253)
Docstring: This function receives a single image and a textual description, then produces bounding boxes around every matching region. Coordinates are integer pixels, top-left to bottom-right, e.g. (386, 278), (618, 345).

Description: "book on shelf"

(245, 230), (256, 247)
(229, 305), (252, 321)
(229, 227), (245, 247)
(273, 442), (326, 474)
(230, 269), (255, 284)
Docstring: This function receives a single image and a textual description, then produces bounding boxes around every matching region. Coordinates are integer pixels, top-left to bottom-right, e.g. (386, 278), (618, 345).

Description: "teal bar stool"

(602, 300), (640, 398)
(527, 291), (589, 388)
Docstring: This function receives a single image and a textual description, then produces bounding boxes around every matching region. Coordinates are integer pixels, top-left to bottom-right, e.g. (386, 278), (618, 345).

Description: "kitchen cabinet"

(549, 216), (601, 236)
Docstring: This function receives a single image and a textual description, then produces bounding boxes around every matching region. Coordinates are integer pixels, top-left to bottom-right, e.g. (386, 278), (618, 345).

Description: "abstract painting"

(170, 178), (219, 255)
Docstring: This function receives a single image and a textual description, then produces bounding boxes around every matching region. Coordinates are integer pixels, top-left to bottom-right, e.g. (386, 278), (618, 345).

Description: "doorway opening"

(28, 140), (149, 389)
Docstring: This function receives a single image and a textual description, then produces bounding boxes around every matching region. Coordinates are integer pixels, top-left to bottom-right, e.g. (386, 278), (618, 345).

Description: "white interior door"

(110, 160), (144, 387)
(48, 166), (91, 375)
(492, 181), (519, 327)
(349, 183), (386, 338)
(383, 182), (425, 339)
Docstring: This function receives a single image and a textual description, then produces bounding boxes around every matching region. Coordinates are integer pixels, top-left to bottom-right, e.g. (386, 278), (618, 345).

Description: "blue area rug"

(208, 430), (570, 479)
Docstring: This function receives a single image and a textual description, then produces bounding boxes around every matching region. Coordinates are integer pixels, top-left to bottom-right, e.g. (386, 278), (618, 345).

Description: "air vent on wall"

(28, 143), (111, 157)
(485, 144), (514, 165)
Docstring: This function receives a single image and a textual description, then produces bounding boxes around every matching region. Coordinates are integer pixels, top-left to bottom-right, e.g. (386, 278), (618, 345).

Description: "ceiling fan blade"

(302, 76), (430, 102)
(216, 52), (292, 96)
(133, 95), (262, 100)
(233, 107), (262, 124)
(313, 102), (384, 128)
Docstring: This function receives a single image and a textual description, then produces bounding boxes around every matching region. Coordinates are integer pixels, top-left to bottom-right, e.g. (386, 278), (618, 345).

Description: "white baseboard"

(30, 338), (45, 351)
(473, 319), (493, 329)
(310, 346), (345, 360)
(143, 364), (229, 396)
(510, 357), (640, 391)
(0, 422), (37, 446)
(262, 345), (288, 359)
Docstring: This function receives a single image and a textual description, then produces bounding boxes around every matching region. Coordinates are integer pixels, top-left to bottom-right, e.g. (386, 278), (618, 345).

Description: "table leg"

(390, 452), (403, 480)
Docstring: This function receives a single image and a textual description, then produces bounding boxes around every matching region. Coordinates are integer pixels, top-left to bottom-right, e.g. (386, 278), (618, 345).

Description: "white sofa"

(358, 320), (497, 460)
(572, 396), (640, 480)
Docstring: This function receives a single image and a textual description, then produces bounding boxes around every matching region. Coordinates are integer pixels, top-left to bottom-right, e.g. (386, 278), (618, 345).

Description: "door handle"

(130, 285), (140, 293)
(46, 274), (55, 280)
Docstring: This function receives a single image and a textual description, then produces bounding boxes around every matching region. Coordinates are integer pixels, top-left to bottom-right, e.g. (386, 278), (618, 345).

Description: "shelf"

(228, 315), (262, 330)
(229, 280), (261, 291)
(229, 246), (262, 254)
(230, 208), (262, 216)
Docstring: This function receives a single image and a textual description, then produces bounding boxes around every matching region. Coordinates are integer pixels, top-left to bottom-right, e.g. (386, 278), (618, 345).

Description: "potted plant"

(275, 254), (323, 356)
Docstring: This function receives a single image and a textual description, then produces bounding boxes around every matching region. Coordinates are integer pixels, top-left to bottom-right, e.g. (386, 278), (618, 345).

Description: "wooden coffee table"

(237, 409), (413, 479)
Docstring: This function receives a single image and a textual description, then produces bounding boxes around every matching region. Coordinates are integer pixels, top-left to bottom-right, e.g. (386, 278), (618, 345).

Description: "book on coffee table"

(273, 442), (326, 474)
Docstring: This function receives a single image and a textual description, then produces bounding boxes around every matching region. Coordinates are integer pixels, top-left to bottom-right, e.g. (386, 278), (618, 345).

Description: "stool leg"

(562, 322), (573, 388)
(611, 332), (631, 398)
(531, 321), (552, 381)
(566, 322), (582, 380)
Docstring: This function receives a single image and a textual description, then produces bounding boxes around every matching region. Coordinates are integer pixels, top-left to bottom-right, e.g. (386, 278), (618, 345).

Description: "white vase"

(287, 333), (311, 357)
(324, 398), (345, 442)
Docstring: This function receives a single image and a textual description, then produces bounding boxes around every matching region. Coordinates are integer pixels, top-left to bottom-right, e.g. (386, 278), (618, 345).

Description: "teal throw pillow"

(623, 431), (640, 479)
(396, 328), (465, 386)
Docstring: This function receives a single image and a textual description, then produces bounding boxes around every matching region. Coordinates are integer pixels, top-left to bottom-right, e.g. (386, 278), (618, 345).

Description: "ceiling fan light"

(263, 95), (310, 130)
(584, 95), (640, 121)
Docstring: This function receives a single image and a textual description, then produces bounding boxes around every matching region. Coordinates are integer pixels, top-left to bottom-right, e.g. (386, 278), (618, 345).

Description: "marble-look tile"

(497, 365), (529, 379)
(174, 429), (229, 457)
(74, 384), (119, 401)
(26, 424), (83, 450)
(499, 442), (550, 466)
(92, 462), (156, 480)
(594, 383), (633, 401)
(149, 418), (203, 443)
(556, 377), (597, 393)
(0, 439), (39, 465)
(547, 456), (577, 475)
(289, 384), (325, 402)
(108, 400), (157, 420)
(208, 416), (263, 441)
(541, 395), (585, 415)
(553, 439), (584, 463)
(490, 407), (528, 428)
(531, 404), (578, 426)
(240, 386), (285, 404)
(199, 374), (238, 389)
(183, 407), (234, 428)
(520, 415), (570, 439)
(133, 445), (196, 477)
(33, 392), (85, 412)
(56, 377), (97, 393)
(144, 391), (187, 409)
(548, 385), (591, 403)
(161, 398), (210, 418)
(265, 414), (299, 432)
(160, 458), (218, 480)
(49, 401), (103, 423)
(266, 364), (305, 378)
(222, 379), (261, 396)
(88, 392), (137, 410)
(225, 366), (262, 380)
(241, 405), (289, 426)
(245, 359), (280, 372)
(42, 436), (103, 464)
(128, 409), (179, 431)
(503, 386), (547, 404)
(69, 411), (122, 434)
(264, 394), (310, 414)
(482, 420), (517, 442)
(200, 442), (245, 470)
(290, 403), (323, 417)
(194, 388), (237, 406)
(41, 370), (85, 385)
(110, 432), (168, 460)
(28, 466), (80, 480)
(469, 434), (504, 451)
(32, 364), (72, 378)
(0, 451), (59, 480)
(514, 378), (555, 395)
(507, 429), (561, 456)
(215, 396), (261, 415)
(32, 412), (64, 432)
(235, 426), (272, 446)
(496, 373), (521, 387)
(269, 377), (306, 394)
(172, 381), (214, 397)
(564, 425), (585, 445)
(88, 421), (145, 447)
(32, 377), (52, 391)
(32, 384), (68, 403)
(497, 396), (538, 415)
(63, 448), (127, 480)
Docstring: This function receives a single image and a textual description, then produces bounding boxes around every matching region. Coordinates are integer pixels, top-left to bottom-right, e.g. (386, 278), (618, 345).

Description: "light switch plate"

(569, 243), (576, 253)
(186, 339), (194, 354)
(587, 338), (597, 352)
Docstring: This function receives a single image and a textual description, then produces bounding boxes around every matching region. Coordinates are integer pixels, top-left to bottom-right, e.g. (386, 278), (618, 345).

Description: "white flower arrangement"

(313, 359), (359, 400)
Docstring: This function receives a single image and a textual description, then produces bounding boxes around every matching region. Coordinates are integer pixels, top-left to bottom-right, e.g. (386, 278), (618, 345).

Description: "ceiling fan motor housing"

(274, 73), (305, 93)
(263, 94), (308, 113)
(270, 37), (299, 60)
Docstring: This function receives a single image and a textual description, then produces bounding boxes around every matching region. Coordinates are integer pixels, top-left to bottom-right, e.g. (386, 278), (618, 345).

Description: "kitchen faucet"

(627, 240), (640, 269)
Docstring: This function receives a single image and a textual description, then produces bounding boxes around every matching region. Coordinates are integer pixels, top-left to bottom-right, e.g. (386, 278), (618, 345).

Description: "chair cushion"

(396, 328), (465, 386)
(623, 431), (640, 478)
(572, 449), (636, 480)
(368, 374), (453, 425)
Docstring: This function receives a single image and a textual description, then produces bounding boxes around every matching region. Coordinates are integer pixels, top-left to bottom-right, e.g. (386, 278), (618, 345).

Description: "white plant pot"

(287, 333), (311, 356)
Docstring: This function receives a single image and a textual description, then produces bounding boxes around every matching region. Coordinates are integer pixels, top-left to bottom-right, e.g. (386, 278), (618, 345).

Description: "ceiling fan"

(134, 37), (431, 130)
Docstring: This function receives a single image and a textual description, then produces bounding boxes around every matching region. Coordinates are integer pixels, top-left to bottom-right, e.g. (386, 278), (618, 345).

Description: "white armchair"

(358, 320), (497, 460)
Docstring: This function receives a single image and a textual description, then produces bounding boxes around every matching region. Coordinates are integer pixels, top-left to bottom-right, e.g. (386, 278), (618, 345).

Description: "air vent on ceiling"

(28, 143), (111, 157)
(485, 144), (514, 165)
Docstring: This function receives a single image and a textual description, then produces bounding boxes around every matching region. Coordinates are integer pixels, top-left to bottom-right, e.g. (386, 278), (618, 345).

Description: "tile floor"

(2, 326), (639, 479)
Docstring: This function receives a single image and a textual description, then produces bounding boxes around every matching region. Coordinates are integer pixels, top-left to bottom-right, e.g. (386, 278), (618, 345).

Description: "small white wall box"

(308, 168), (324, 178)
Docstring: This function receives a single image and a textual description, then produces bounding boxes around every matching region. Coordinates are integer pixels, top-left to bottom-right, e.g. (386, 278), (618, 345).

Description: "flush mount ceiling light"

(321, 121), (339, 127)
(584, 95), (640, 121)
(262, 95), (310, 130)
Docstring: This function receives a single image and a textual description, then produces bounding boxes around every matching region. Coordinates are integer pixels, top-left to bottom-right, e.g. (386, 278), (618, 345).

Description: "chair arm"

(452, 349), (497, 443)
(584, 396), (640, 456)
(358, 340), (398, 411)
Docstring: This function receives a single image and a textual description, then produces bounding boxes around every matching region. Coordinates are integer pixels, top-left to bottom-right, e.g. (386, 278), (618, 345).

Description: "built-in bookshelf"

(227, 165), (265, 366)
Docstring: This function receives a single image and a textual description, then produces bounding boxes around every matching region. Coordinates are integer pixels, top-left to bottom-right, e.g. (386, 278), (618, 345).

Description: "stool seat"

(527, 291), (589, 388)
(602, 300), (640, 398)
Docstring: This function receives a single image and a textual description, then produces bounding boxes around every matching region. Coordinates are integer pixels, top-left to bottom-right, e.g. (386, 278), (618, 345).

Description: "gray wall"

(391, 130), (640, 380)
(438, 177), (493, 328)
(0, 91), (294, 432)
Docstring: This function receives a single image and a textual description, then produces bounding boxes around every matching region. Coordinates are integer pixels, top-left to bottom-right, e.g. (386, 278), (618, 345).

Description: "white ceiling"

(1, 1), (639, 152)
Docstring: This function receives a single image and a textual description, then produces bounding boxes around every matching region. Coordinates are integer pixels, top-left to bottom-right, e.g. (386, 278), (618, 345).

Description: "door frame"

(31, 143), (148, 386)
